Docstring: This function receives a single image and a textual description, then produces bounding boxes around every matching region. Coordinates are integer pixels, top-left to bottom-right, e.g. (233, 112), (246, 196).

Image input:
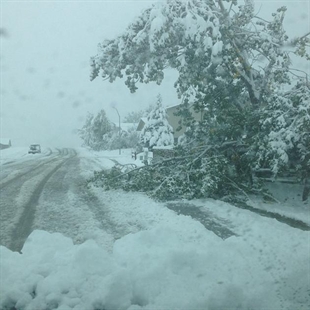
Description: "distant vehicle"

(28, 144), (41, 154)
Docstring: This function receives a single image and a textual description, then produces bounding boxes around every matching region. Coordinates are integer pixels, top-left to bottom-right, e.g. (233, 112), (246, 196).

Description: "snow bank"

(77, 148), (137, 178)
(1, 217), (309, 309)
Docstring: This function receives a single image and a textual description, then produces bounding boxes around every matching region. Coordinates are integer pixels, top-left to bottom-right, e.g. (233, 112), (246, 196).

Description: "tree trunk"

(302, 173), (310, 202)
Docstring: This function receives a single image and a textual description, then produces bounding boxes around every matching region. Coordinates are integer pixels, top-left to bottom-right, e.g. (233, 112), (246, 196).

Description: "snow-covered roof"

(120, 123), (137, 131)
(112, 122), (137, 132)
(152, 145), (174, 150)
(165, 103), (181, 110)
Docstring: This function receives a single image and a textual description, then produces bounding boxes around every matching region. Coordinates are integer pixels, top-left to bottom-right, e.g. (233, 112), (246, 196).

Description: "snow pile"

(1, 217), (309, 309)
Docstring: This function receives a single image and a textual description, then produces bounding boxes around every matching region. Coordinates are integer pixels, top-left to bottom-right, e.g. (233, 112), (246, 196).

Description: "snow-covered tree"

(254, 81), (309, 174)
(79, 110), (114, 151)
(123, 110), (144, 123)
(252, 80), (310, 200)
(90, 1), (308, 102)
(140, 95), (174, 149)
(102, 126), (140, 150)
(90, 0), (309, 201)
(123, 103), (156, 123)
(78, 112), (94, 148)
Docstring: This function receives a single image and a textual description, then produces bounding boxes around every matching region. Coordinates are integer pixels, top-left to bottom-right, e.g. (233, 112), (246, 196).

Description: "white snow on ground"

(0, 147), (29, 165)
(77, 148), (137, 179)
(77, 148), (149, 179)
(248, 182), (310, 225)
(0, 148), (309, 309)
(77, 148), (136, 166)
(0, 146), (52, 165)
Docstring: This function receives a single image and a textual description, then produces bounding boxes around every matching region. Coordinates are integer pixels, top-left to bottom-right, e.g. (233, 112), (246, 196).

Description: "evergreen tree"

(140, 95), (174, 150)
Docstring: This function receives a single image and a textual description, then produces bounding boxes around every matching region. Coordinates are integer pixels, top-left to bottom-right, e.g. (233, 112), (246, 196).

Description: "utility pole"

(113, 107), (121, 155)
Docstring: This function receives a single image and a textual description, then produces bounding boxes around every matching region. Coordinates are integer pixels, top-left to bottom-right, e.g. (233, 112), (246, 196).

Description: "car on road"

(28, 144), (41, 154)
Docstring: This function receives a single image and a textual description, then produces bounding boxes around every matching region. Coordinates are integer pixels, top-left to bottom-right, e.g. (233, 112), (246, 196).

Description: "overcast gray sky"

(1, 0), (309, 147)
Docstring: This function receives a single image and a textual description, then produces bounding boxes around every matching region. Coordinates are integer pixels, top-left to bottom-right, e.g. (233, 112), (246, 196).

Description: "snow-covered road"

(0, 147), (309, 309)
(1, 148), (77, 251)
(0, 147), (158, 253)
(0, 148), (120, 252)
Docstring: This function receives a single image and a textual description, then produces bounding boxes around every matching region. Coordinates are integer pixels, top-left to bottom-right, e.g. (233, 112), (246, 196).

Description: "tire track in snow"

(32, 153), (116, 251)
(0, 149), (75, 189)
(9, 158), (70, 252)
(166, 202), (237, 239)
(230, 201), (310, 231)
(0, 149), (75, 251)
(0, 161), (62, 249)
(0, 155), (60, 189)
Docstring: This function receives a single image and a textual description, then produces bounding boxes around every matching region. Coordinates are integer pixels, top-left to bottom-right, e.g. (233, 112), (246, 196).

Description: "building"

(0, 138), (12, 150)
(112, 122), (138, 133)
(136, 118), (147, 132)
(165, 104), (203, 141)
(137, 104), (204, 143)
